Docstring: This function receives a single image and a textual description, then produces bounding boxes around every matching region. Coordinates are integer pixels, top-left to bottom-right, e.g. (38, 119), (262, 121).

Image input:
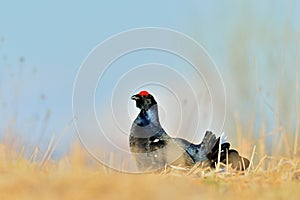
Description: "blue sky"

(0, 1), (299, 159)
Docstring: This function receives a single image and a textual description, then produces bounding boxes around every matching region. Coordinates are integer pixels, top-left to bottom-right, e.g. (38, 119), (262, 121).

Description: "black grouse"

(129, 90), (249, 172)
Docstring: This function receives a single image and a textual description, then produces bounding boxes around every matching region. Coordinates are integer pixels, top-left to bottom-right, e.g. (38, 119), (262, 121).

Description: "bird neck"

(137, 104), (160, 126)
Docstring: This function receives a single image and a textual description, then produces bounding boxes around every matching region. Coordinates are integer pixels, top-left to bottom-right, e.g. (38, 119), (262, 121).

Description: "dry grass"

(0, 133), (299, 200)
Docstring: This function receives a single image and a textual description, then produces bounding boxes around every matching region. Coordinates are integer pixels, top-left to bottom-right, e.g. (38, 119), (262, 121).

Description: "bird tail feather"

(201, 131), (250, 170)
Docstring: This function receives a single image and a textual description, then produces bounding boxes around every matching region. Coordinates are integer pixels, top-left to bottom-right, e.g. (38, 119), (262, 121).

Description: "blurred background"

(0, 1), (299, 162)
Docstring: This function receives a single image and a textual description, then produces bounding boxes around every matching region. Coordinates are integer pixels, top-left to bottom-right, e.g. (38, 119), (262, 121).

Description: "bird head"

(131, 90), (157, 111)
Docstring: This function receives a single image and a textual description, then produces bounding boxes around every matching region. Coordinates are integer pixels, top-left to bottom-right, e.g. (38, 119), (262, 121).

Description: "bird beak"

(131, 94), (139, 101)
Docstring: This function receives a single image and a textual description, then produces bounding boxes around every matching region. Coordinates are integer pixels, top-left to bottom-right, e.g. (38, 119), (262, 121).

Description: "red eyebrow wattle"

(139, 91), (149, 96)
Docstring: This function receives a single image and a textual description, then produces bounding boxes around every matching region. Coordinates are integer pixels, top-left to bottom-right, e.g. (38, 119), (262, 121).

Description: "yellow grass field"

(0, 132), (299, 200)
